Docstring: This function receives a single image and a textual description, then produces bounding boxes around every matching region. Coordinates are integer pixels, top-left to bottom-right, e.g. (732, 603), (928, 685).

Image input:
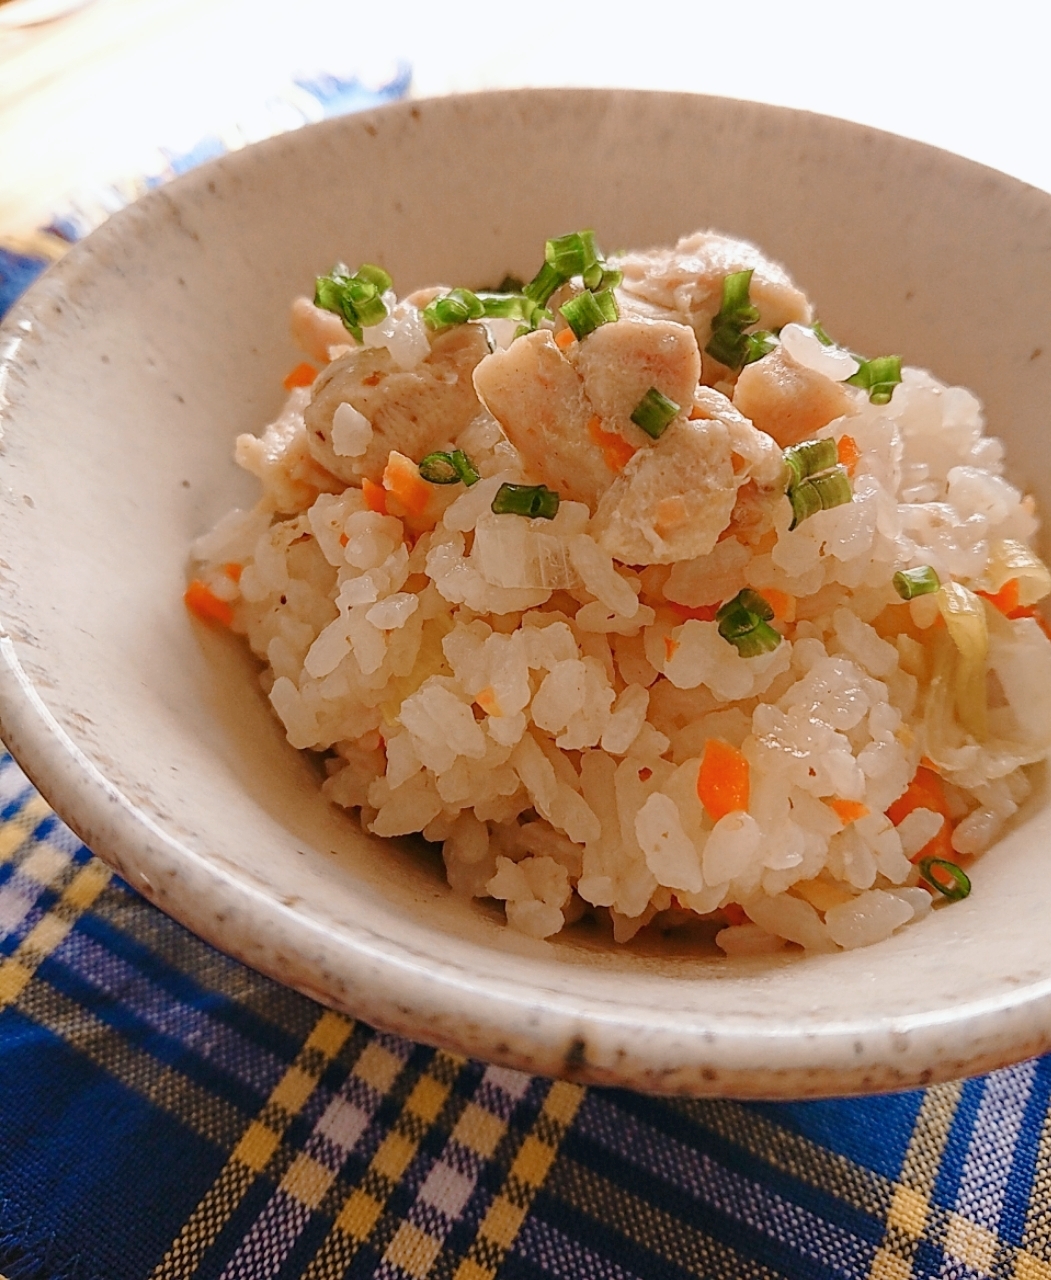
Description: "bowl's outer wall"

(2, 90), (1051, 1097)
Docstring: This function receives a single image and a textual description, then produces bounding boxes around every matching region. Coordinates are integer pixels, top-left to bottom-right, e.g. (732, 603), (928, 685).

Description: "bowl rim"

(4, 85), (1051, 1098)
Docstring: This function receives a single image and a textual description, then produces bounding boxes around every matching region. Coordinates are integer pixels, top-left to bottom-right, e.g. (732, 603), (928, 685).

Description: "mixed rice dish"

(186, 229), (1051, 955)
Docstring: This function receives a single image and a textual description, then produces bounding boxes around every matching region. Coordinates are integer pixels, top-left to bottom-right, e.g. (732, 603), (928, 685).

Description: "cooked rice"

(188, 230), (1051, 953)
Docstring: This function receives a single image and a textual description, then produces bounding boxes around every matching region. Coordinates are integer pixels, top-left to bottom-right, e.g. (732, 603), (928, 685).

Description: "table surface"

(3, 6), (1051, 1280)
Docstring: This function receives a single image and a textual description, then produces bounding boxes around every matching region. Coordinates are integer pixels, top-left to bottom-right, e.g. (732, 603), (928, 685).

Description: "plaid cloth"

(2, 750), (1051, 1280)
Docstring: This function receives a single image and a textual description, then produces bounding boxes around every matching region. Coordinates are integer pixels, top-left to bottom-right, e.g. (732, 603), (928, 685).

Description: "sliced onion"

(936, 581), (988, 740)
(982, 538), (1051, 606)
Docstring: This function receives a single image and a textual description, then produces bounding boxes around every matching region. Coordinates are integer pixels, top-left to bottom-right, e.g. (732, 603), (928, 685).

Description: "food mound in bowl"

(186, 229), (1051, 955)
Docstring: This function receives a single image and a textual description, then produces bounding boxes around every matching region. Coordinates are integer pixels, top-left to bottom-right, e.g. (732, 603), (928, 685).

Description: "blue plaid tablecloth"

(2, 747), (1051, 1280)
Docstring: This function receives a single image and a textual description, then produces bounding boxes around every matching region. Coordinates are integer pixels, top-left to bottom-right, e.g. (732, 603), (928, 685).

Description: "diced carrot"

(761, 587), (796, 623)
(688, 404), (706, 420)
(886, 765), (954, 862)
(1009, 604), (1051, 641)
(475, 686), (503, 717)
(637, 766), (653, 782)
(283, 361), (317, 390)
(722, 902), (748, 927)
(184, 579), (233, 627)
(664, 634), (679, 661)
(339, 532), (349, 547)
(382, 450), (431, 516)
(666, 601), (721, 623)
(827, 798), (869, 825)
(837, 434), (860, 473)
(586, 415), (638, 473)
(222, 562), (242, 582)
(361, 477), (387, 514)
(977, 577), (1020, 615)
(361, 370), (385, 386)
(697, 739), (750, 823)
(554, 327), (577, 351)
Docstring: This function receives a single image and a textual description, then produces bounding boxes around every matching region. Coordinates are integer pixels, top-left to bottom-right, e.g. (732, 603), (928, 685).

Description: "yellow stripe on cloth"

(149, 1009), (352, 1280)
(298, 1051), (462, 1280)
(0, 858), (110, 1011)
(0, 792), (50, 863)
(451, 1080), (584, 1280)
(867, 1079), (965, 1280)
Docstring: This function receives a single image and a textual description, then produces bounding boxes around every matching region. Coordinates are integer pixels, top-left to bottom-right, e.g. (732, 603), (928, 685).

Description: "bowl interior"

(3, 89), (1051, 1096)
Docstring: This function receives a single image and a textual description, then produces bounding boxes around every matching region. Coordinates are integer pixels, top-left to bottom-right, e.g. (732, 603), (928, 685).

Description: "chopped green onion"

(788, 468), (853, 530)
(491, 482), (560, 519)
(847, 354), (902, 404)
(743, 331), (777, 365)
(354, 263), (393, 292)
(783, 438), (839, 488)
(418, 450), (479, 485)
(314, 263), (392, 342)
(894, 566), (941, 600)
(523, 261), (566, 309)
(704, 269), (765, 371)
(560, 289), (619, 340)
(918, 856), (971, 903)
(811, 320), (835, 347)
(546, 230), (600, 282)
(630, 387), (680, 439)
(715, 589), (781, 657)
(423, 287), (488, 329)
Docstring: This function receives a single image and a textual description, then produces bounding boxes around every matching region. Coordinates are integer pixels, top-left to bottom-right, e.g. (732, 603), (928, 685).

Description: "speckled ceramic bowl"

(3, 89), (1051, 1098)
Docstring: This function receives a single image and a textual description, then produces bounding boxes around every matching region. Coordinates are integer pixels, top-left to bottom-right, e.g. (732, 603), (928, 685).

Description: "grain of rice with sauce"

(187, 229), (1051, 955)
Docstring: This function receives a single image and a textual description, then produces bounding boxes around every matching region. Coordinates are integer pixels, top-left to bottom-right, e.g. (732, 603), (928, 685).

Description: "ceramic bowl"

(3, 89), (1051, 1098)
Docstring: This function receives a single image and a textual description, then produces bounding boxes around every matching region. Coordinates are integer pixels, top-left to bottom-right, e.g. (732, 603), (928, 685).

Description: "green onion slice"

(560, 289), (619, 340)
(704, 269), (765, 371)
(846, 354), (903, 404)
(742, 331), (777, 365)
(630, 387), (680, 439)
(522, 261), (565, 309)
(418, 450), (480, 486)
(893, 566), (942, 600)
(546, 230), (600, 282)
(788, 469), (852, 530)
(314, 263), (391, 341)
(715, 589), (781, 657)
(783, 438), (839, 488)
(491, 482), (560, 519)
(811, 320), (835, 347)
(918, 856), (971, 902)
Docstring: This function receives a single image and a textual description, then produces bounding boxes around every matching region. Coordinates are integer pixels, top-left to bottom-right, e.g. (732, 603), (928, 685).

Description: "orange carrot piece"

(184, 579), (233, 627)
(283, 361), (317, 390)
(586, 415), (638, 473)
(978, 577), (1020, 615)
(761, 587), (795, 623)
(222, 562), (243, 582)
(827, 798), (870, 825)
(382, 451), (431, 516)
(886, 765), (954, 862)
(361, 477), (388, 514)
(475, 686), (503, 716)
(837, 434), (860, 473)
(361, 370), (385, 386)
(1009, 604), (1051, 640)
(554, 327), (577, 351)
(697, 739), (750, 823)
(664, 634), (679, 662)
(667, 601), (721, 623)
(722, 902), (748, 927)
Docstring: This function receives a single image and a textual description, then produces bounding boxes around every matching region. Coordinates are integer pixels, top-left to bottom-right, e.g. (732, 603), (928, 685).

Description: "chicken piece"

(304, 322), (490, 485)
(732, 345), (854, 447)
(591, 416), (739, 565)
(472, 329), (608, 507)
(614, 229), (812, 359)
(691, 387), (786, 490)
(236, 388), (343, 514)
(570, 317), (701, 442)
(290, 296), (353, 363)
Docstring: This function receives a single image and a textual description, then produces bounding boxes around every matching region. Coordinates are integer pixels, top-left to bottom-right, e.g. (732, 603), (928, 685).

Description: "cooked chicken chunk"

(732, 345), (854, 447)
(304, 323), (490, 484)
(690, 387), (786, 490)
(591, 416), (740, 565)
(290, 296), (354, 364)
(614, 230), (812, 363)
(473, 318), (701, 509)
